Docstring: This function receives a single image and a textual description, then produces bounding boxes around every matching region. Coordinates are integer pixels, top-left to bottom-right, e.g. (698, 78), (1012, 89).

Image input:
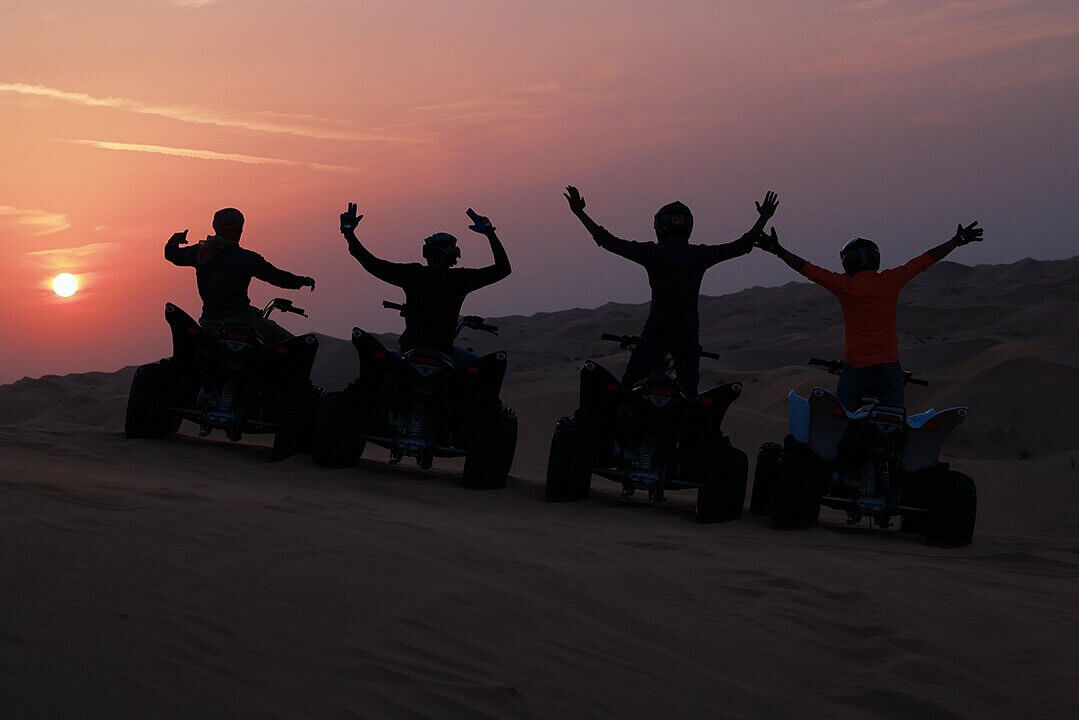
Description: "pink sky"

(2, 0), (1077, 382)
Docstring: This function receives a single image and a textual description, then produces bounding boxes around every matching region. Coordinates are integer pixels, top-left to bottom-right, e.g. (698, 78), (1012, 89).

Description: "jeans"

(397, 345), (477, 369)
(200, 308), (293, 346)
(837, 362), (905, 410)
(622, 328), (701, 396)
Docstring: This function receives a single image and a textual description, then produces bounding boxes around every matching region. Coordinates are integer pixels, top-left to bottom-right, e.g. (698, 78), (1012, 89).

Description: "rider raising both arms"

(164, 207), (315, 345)
(338, 202), (511, 366)
(755, 220), (985, 409)
(566, 186), (778, 396)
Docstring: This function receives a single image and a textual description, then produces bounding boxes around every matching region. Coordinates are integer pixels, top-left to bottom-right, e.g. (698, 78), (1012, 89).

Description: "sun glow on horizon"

(52, 273), (78, 298)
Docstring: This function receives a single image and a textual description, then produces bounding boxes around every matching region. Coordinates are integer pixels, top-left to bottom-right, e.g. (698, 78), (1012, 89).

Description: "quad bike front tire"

(695, 440), (748, 523)
(311, 389), (364, 468)
(750, 441), (783, 515)
(271, 384), (322, 461)
(462, 406), (518, 489)
(771, 435), (823, 530)
(125, 361), (180, 439)
(926, 470), (977, 547)
(544, 417), (593, 502)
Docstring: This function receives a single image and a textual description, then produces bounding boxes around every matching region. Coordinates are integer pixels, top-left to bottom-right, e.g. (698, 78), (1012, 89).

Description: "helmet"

(422, 232), (460, 267)
(654, 201), (694, 241)
(212, 207), (245, 240)
(840, 237), (880, 275)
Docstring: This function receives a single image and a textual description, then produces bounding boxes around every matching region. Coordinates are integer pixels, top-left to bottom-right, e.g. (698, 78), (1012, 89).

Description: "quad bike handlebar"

(263, 298), (307, 319)
(809, 357), (928, 387)
(601, 333), (719, 360)
(382, 300), (498, 336)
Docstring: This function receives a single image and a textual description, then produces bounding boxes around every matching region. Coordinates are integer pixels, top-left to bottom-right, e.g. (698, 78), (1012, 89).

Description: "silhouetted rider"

(164, 208), (315, 345)
(755, 220), (984, 409)
(339, 202), (511, 365)
(566, 186), (777, 395)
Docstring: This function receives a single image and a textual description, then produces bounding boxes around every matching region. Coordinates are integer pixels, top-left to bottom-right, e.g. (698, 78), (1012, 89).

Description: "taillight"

(227, 332), (251, 341)
(699, 396), (713, 406)
(467, 366), (480, 375)
(374, 350), (386, 359)
(646, 386), (672, 397)
(925, 421), (938, 430)
(276, 346), (288, 355)
(186, 327), (199, 336)
(606, 383), (620, 392)
(831, 407), (845, 416)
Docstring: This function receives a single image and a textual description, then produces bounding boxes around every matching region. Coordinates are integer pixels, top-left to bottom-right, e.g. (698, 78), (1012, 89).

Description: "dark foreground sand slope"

(2, 257), (1078, 718)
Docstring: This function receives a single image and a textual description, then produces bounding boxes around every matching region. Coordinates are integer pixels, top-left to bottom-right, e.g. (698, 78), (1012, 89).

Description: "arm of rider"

(253, 256), (315, 291)
(565, 185), (651, 264)
(928, 221), (983, 263)
(564, 185), (604, 237)
(164, 229), (197, 266)
(339, 201), (409, 285)
(703, 190), (779, 266)
(467, 209), (512, 282)
(758, 227), (809, 273)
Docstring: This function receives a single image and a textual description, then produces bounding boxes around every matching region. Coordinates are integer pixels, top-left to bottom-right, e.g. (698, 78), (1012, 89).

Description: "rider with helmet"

(164, 207), (316, 345)
(565, 186), (778, 396)
(337, 202), (511, 366)
(755, 220), (984, 409)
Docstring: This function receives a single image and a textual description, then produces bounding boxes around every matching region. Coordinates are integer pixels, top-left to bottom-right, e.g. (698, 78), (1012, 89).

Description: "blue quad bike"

(312, 301), (518, 489)
(124, 298), (321, 461)
(545, 333), (748, 523)
(750, 358), (976, 547)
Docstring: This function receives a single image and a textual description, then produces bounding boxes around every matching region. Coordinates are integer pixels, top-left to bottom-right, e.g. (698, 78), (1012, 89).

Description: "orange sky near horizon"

(2, 0), (1078, 382)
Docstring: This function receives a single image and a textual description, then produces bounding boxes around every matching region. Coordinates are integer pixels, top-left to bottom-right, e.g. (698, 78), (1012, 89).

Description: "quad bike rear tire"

(125, 361), (180, 439)
(750, 441), (783, 515)
(695, 441), (748, 523)
(312, 389), (364, 468)
(462, 406), (518, 489)
(272, 384), (322, 461)
(545, 417), (593, 502)
(771, 435), (823, 529)
(926, 470), (977, 547)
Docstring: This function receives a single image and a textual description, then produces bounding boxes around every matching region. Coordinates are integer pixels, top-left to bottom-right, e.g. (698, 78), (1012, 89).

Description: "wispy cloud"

(171, 0), (223, 7)
(65, 139), (357, 173)
(24, 241), (117, 258)
(0, 205), (71, 235)
(0, 82), (413, 143)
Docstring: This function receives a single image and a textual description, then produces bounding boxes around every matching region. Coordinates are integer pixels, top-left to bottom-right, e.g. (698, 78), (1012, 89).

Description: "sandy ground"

(2, 257), (1078, 718)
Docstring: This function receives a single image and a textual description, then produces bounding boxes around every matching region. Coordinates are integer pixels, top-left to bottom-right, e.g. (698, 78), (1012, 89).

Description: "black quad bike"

(124, 298), (321, 461)
(545, 333), (748, 523)
(750, 358), (976, 547)
(312, 301), (518, 489)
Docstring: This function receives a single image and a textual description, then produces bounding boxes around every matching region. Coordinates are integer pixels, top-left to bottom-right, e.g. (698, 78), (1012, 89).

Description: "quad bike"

(124, 298), (321, 461)
(750, 358), (976, 547)
(545, 333), (747, 523)
(312, 300), (518, 489)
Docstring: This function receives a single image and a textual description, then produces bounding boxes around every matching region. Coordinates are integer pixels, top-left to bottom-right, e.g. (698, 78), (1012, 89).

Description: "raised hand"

(340, 202), (363, 234)
(755, 227), (781, 254)
(564, 186), (586, 214)
(466, 208), (496, 234)
(755, 191), (779, 222)
(953, 220), (983, 245)
(170, 229), (189, 245)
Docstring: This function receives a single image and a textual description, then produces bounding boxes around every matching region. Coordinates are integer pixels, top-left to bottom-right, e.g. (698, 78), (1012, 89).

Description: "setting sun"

(52, 273), (78, 298)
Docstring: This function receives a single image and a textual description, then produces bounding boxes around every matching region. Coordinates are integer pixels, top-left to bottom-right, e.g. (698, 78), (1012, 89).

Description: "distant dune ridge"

(2, 256), (1078, 718)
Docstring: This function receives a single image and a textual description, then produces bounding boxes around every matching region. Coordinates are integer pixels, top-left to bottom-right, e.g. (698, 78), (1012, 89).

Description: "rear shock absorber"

(639, 436), (655, 471)
(219, 380), (236, 414)
(407, 405), (424, 438)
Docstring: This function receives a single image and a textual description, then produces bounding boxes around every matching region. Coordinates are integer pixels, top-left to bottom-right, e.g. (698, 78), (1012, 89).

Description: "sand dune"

(2, 256), (1078, 718)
